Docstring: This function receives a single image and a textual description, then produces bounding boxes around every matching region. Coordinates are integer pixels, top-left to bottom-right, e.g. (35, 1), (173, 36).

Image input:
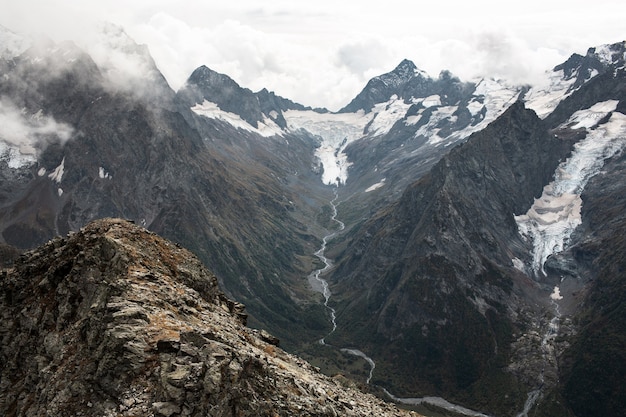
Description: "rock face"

(0, 218), (417, 417)
(324, 101), (572, 415)
(554, 138), (626, 417)
(324, 42), (626, 416)
(177, 65), (319, 129)
(0, 31), (328, 348)
(339, 60), (474, 114)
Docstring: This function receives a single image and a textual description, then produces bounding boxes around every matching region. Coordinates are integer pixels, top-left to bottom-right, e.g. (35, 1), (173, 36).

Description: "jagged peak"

(586, 40), (626, 66)
(395, 58), (429, 78)
(185, 65), (245, 91)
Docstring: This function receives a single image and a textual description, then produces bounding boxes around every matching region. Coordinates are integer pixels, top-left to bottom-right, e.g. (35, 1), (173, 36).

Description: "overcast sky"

(1, 1), (625, 110)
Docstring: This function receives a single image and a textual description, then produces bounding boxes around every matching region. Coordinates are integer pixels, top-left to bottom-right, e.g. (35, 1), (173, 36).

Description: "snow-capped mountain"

(321, 41), (626, 417)
(1, 23), (625, 417)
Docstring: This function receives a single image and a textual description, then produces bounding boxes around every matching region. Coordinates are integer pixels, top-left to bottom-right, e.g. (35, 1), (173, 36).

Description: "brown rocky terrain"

(0, 218), (418, 417)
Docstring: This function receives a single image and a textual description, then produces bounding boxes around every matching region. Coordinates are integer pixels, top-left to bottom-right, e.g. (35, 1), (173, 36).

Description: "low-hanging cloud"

(0, 98), (74, 156)
(1, 1), (624, 111)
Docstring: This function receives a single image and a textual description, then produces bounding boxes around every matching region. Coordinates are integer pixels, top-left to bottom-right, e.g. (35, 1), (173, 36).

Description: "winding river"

(308, 189), (492, 417)
(307, 188), (343, 343)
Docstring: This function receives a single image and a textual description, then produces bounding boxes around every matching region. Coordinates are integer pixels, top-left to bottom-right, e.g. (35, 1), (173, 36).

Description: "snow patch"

(550, 286), (563, 300)
(48, 157), (65, 183)
(421, 106), (458, 145)
(365, 178), (386, 192)
(191, 100), (283, 138)
(470, 78), (521, 129)
(37, 167), (46, 176)
(512, 257), (526, 272)
(0, 142), (37, 168)
(99, 166), (112, 179)
(422, 95), (441, 108)
(569, 100), (619, 129)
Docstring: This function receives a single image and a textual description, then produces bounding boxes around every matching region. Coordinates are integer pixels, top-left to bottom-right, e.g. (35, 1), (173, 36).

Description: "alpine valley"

(1, 23), (625, 417)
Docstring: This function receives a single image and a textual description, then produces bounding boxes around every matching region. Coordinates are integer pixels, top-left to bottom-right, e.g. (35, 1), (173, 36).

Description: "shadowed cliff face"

(554, 149), (626, 417)
(0, 38), (329, 347)
(325, 101), (573, 415)
(0, 218), (418, 417)
(2, 30), (626, 417)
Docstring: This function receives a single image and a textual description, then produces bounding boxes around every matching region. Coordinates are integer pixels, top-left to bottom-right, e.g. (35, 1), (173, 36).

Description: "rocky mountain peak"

(0, 218), (417, 417)
(338, 59), (472, 113)
(178, 65), (266, 127)
(551, 41), (626, 94)
(391, 59), (422, 80)
(186, 65), (238, 90)
(587, 40), (626, 67)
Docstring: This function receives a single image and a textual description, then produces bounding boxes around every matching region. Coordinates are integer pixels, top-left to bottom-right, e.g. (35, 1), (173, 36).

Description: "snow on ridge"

(593, 44), (616, 66)
(407, 78), (519, 147)
(367, 95), (413, 136)
(191, 100), (283, 138)
(524, 48), (617, 119)
(524, 68), (577, 119)
(470, 78), (520, 127)
(515, 101), (626, 275)
(283, 109), (371, 185)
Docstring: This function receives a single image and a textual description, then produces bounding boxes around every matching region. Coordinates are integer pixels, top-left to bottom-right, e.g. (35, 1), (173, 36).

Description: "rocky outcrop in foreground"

(0, 218), (417, 417)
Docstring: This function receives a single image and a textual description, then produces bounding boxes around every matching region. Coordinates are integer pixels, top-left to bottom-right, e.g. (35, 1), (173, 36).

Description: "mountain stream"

(308, 188), (493, 416)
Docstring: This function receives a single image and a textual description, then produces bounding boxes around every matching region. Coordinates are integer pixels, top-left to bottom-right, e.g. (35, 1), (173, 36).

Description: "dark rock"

(0, 218), (417, 417)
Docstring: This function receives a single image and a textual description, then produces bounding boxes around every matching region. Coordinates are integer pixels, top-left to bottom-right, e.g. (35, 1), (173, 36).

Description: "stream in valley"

(308, 188), (493, 417)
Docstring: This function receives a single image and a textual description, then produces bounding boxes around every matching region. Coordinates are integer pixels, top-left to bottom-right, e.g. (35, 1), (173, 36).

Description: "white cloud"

(0, 99), (74, 155)
(0, 1), (624, 110)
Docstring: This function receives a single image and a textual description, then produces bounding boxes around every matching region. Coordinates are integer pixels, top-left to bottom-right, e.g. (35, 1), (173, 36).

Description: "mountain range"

(1, 23), (625, 416)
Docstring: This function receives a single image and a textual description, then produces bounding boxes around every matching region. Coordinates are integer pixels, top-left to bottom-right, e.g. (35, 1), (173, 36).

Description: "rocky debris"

(0, 218), (418, 417)
(0, 242), (20, 267)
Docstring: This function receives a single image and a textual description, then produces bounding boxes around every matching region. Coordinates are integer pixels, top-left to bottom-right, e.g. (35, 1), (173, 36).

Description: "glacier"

(515, 100), (626, 275)
(284, 109), (371, 185)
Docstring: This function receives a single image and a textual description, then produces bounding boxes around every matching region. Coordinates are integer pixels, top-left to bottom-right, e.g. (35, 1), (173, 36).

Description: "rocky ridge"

(0, 218), (417, 417)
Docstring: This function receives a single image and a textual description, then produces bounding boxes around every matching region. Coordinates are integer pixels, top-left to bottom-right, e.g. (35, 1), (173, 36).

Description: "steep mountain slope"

(2, 22), (626, 416)
(556, 149), (626, 417)
(321, 41), (626, 416)
(338, 61), (522, 230)
(0, 218), (418, 417)
(177, 64), (320, 131)
(0, 27), (328, 347)
(324, 101), (572, 415)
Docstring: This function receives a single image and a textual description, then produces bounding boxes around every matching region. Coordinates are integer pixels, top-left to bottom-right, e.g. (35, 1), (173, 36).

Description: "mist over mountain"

(1, 23), (625, 417)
